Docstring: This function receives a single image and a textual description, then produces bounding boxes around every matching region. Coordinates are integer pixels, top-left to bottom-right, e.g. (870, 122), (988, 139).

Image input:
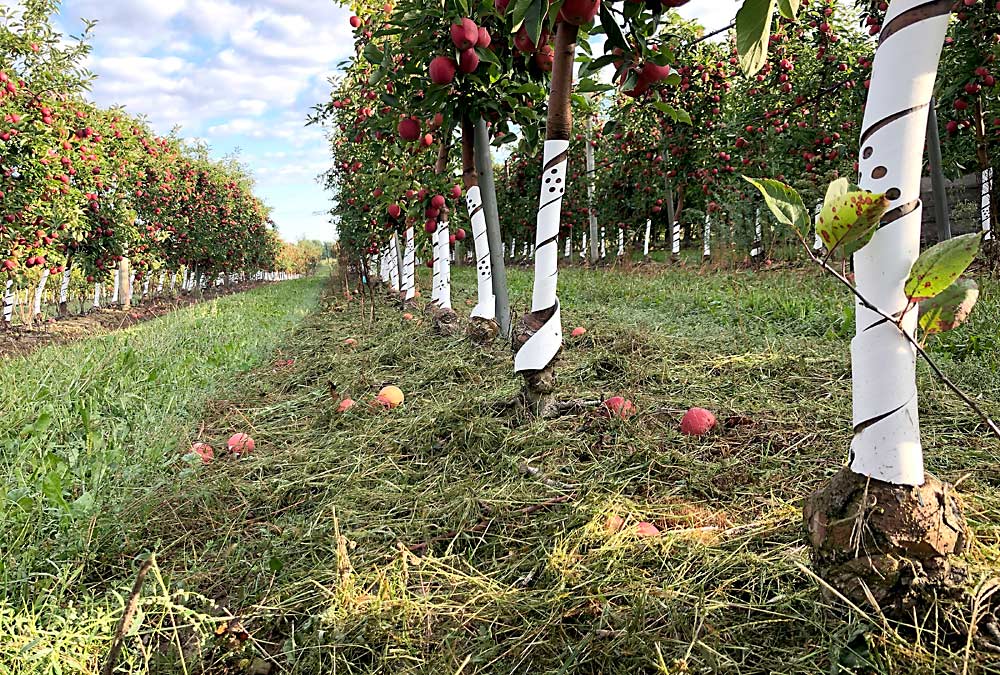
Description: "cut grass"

(0, 277), (323, 628)
(3, 263), (999, 674)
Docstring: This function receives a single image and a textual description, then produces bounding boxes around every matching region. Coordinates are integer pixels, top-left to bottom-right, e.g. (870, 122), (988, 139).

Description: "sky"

(46, 0), (743, 243)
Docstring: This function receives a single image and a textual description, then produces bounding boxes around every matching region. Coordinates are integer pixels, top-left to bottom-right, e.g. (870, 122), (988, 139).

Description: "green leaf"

(575, 78), (612, 94)
(905, 233), (982, 302)
(41, 471), (69, 511)
(777, 0), (801, 20)
(362, 42), (383, 66)
(815, 188), (889, 258)
(652, 102), (692, 125)
(736, 0), (776, 76)
(599, 2), (629, 52)
(918, 278), (979, 335)
(742, 176), (809, 235)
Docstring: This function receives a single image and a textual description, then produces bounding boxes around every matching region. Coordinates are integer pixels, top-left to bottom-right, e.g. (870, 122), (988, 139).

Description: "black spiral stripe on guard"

(469, 204), (484, 219)
(860, 104), (927, 147)
(878, 199), (921, 229)
(535, 233), (559, 254)
(853, 398), (911, 435)
(879, 0), (952, 45)
(542, 150), (569, 173)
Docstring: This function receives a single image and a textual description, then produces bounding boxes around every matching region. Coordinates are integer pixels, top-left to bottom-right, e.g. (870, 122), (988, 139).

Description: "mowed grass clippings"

(7, 263), (1000, 674)
(0, 276), (324, 674)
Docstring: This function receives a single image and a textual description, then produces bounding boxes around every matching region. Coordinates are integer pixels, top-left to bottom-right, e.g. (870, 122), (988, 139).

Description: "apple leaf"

(777, 0), (801, 20)
(736, 0), (777, 76)
(742, 176), (809, 235)
(815, 188), (889, 259)
(653, 102), (692, 125)
(918, 278), (979, 335)
(599, 2), (629, 52)
(905, 233), (981, 302)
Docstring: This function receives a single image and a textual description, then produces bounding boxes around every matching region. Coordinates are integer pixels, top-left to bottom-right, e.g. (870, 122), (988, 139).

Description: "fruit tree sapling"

(850, 0), (952, 487)
(513, 20), (581, 407)
(585, 121), (600, 264)
(476, 118), (511, 337)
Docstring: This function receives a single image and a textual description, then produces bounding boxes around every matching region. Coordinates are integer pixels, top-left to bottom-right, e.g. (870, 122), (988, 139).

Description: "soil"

(0, 282), (268, 359)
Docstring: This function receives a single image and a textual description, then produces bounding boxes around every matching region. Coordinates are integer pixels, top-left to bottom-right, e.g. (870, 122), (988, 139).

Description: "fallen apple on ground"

(680, 407), (717, 436)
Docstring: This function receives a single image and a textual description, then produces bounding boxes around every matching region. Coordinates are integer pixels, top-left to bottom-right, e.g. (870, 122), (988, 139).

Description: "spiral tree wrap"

(850, 0), (952, 487)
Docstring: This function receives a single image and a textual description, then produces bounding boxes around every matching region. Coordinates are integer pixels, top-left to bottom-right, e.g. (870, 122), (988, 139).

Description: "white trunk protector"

(581, 232), (587, 258)
(671, 221), (680, 256)
(751, 210), (763, 258)
(3, 279), (14, 323)
(851, 0), (951, 486)
(703, 216), (711, 258)
(388, 234), (401, 292)
(600, 226), (606, 258)
(813, 203), (824, 250)
(515, 138), (568, 374)
(32, 268), (50, 316)
(112, 267), (121, 303)
(402, 226), (416, 301)
(617, 228), (624, 257)
(59, 266), (71, 304)
(466, 186), (495, 319)
(644, 220), (651, 256)
(564, 237), (571, 258)
(983, 168), (993, 241)
(92, 282), (101, 308)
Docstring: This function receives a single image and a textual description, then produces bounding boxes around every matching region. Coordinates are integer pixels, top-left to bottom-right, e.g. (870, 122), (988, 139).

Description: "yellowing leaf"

(905, 233), (982, 303)
(816, 188), (889, 259)
(918, 278), (979, 335)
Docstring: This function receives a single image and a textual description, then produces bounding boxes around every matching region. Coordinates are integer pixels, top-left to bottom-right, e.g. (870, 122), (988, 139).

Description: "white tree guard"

(813, 203), (825, 251)
(388, 233), (401, 292)
(564, 237), (571, 258)
(92, 282), (101, 308)
(437, 222), (453, 309)
(59, 266), (71, 305)
(402, 226), (416, 301)
(751, 210), (763, 258)
(983, 168), (993, 241)
(671, 221), (681, 256)
(170, 271), (177, 292)
(467, 186), (495, 319)
(515, 138), (568, 374)
(157, 272), (165, 294)
(617, 228), (624, 257)
(3, 279), (14, 324)
(703, 216), (712, 258)
(851, 0), (951, 486)
(143, 277), (151, 298)
(600, 226), (607, 259)
(522, 241), (529, 257)
(111, 268), (121, 303)
(580, 232), (588, 258)
(32, 268), (50, 316)
(644, 220), (651, 257)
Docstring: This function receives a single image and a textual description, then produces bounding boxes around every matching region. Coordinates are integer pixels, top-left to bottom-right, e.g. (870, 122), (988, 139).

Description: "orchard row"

(319, 0), (998, 625)
(1, 1), (304, 326)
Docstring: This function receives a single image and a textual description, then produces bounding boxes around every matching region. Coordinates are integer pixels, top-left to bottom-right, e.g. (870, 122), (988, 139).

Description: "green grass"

(0, 276), (323, 672)
(3, 264), (999, 674)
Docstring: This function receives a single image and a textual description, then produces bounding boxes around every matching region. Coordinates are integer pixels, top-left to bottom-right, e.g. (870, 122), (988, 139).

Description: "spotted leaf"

(905, 233), (981, 303)
(815, 183), (889, 259)
(918, 278), (979, 335)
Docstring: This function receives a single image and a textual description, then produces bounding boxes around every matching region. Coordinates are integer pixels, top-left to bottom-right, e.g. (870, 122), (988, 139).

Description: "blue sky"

(51, 0), (740, 243)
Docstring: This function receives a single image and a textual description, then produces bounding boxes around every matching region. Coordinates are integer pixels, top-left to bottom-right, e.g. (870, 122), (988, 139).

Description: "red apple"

(450, 18), (478, 50)
(429, 56), (457, 85)
(680, 407), (717, 436)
